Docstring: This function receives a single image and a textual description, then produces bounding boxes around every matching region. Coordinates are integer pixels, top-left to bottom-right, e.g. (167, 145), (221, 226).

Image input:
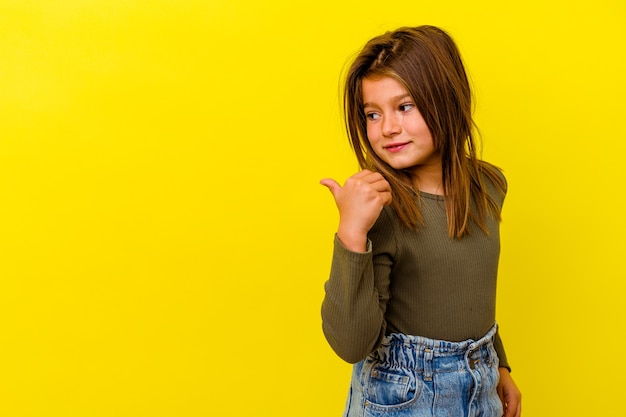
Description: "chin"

(386, 161), (416, 170)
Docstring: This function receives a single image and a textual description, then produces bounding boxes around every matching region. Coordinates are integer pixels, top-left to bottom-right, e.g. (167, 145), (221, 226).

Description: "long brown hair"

(343, 25), (506, 238)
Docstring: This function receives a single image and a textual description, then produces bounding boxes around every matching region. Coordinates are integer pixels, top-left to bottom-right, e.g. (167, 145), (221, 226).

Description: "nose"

(382, 113), (402, 137)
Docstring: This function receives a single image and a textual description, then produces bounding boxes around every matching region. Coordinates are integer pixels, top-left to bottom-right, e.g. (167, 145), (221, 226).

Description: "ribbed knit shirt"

(321, 174), (509, 369)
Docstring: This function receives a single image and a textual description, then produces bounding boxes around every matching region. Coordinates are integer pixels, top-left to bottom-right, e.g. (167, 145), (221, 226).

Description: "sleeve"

(480, 161), (508, 208)
(321, 208), (395, 364)
(484, 163), (511, 371)
(494, 328), (511, 372)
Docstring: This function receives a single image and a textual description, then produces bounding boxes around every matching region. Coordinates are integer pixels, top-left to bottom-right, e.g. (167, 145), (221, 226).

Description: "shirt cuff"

(334, 234), (372, 254)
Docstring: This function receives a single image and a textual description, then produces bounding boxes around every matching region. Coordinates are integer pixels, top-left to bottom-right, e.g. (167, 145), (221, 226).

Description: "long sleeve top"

(321, 174), (509, 369)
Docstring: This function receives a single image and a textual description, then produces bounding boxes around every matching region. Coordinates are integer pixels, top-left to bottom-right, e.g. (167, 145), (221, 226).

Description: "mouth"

(384, 142), (410, 153)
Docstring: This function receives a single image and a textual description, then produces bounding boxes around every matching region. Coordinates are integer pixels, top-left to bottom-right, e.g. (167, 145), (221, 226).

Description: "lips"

(384, 142), (410, 153)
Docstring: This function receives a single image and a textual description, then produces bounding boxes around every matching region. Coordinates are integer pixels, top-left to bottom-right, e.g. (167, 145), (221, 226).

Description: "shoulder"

(479, 161), (507, 196)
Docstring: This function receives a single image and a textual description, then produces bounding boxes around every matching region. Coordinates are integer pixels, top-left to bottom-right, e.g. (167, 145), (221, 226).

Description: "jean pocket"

(364, 364), (420, 410)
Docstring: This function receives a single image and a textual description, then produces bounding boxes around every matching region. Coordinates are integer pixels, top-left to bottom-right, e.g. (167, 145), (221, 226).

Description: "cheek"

(407, 119), (432, 141)
(366, 125), (379, 143)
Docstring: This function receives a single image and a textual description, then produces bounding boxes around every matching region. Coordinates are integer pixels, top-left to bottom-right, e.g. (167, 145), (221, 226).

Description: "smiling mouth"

(384, 142), (410, 152)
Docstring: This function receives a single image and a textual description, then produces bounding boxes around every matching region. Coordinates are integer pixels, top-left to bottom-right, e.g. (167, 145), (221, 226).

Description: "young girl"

(320, 26), (521, 417)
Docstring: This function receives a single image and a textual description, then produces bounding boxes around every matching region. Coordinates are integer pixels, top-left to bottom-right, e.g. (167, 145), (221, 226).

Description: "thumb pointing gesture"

(319, 170), (392, 252)
(319, 178), (342, 200)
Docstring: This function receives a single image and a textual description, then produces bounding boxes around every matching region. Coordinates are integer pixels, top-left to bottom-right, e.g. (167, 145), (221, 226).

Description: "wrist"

(337, 227), (368, 253)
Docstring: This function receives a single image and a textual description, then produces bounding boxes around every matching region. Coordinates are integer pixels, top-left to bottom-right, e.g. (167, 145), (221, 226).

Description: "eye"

(365, 112), (381, 121)
(399, 103), (414, 112)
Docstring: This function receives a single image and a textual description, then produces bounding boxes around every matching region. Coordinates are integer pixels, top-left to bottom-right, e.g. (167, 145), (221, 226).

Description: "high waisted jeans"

(343, 324), (502, 417)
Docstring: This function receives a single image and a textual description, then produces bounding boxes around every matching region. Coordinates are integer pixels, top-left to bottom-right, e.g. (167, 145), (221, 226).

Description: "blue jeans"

(343, 324), (503, 417)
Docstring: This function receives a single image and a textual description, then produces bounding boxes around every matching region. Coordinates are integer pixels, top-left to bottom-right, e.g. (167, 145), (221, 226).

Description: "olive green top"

(321, 178), (509, 369)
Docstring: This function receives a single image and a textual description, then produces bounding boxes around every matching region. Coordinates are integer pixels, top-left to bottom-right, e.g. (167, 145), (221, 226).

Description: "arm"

(321, 228), (393, 363)
(320, 171), (393, 363)
(493, 330), (510, 371)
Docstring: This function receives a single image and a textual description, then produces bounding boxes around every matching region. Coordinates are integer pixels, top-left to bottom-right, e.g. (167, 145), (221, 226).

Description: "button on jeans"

(343, 324), (503, 417)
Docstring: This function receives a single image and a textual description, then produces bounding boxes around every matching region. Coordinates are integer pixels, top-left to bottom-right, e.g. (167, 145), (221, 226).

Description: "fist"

(320, 170), (392, 252)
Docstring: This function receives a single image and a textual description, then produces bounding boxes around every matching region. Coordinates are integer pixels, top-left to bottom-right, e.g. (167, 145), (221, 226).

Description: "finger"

(379, 190), (392, 206)
(319, 178), (342, 198)
(508, 395), (521, 417)
(342, 170), (372, 183)
(370, 177), (391, 193)
(360, 170), (386, 183)
(504, 397), (519, 417)
(356, 170), (389, 188)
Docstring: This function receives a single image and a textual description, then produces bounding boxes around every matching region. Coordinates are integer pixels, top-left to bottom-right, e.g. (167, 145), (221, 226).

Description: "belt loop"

(465, 342), (477, 370)
(423, 347), (434, 381)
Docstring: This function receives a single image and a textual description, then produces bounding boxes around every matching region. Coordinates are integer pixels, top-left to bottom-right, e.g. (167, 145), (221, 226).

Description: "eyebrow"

(363, 93), (412, 108)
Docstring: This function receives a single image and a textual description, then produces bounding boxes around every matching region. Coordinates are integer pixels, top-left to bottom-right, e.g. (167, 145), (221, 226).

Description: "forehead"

(362, 76), (411, 105)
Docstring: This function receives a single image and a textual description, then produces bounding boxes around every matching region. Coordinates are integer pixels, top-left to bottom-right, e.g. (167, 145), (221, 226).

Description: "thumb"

(319, 178), (342, 198)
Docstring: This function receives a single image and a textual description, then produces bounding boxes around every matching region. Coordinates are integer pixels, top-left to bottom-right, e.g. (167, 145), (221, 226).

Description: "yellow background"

(1, 0), (624, 415)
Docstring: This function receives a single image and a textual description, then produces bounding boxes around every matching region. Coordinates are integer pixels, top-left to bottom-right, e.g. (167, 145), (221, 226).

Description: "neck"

(410, 164), (443, 195)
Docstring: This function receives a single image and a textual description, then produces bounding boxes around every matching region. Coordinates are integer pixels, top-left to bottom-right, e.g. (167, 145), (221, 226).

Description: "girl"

(320, 26), (521, 417)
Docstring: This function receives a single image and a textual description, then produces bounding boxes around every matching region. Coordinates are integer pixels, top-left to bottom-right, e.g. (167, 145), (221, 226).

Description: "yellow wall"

(1, 0), (624, 415)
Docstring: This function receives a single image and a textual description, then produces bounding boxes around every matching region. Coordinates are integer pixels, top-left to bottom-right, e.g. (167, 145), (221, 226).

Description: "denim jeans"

(343, 324), (503, 417)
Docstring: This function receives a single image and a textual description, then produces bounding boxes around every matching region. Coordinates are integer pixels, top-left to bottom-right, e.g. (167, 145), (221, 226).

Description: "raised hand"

(320, 170), (392, 252)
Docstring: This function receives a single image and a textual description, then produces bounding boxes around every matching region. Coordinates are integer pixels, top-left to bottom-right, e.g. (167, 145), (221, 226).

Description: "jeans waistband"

(384, 323), (497, 354)
(372, 323), (498, 372)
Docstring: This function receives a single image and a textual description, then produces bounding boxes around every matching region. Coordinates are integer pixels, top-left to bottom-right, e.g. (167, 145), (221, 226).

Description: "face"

(362, 76), (441, 180)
